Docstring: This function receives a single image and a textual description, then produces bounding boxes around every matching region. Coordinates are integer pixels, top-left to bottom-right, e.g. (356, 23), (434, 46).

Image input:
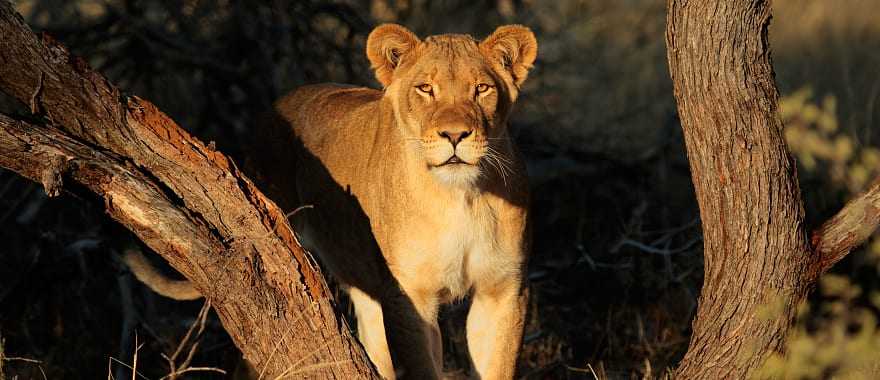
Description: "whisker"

(494, 150), (515, 185)
(489, 148), (514, 169)
(480, 158), (504, 188)
(481, 148), (511, 188)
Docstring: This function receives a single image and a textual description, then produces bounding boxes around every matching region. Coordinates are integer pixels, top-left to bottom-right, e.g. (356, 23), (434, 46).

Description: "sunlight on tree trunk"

(0, 2), (379, 378)
(667, 0), (880, 378)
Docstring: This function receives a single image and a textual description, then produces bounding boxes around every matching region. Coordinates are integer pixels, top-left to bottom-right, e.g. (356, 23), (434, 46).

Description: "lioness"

(127, 24), (536, 379)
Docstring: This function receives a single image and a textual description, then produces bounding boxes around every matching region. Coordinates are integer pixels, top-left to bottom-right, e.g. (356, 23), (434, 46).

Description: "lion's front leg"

(378, 281), (442, 380)
(466, 280), (528, 380)
(349, 287), (396, 379)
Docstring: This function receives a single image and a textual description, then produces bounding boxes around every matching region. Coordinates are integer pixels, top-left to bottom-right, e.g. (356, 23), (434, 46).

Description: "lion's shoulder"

(275, 83), (383, 123)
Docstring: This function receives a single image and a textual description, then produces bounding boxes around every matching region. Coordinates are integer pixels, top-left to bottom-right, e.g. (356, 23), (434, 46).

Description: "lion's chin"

(430, 164), (481, 188)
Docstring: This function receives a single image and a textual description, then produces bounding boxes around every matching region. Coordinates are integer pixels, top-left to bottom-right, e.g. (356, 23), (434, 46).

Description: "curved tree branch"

(0, 2), (378, 378)
(0, 115), (223, 270)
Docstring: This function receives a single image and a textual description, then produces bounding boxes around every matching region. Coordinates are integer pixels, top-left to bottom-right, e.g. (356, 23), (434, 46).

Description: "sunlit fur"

(380, 30), (532, 191)
(278, 24), (537, 379)
(121, 24), (537, 380)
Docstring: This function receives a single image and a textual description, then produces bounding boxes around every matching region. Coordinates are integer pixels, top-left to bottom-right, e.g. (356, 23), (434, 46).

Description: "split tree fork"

(666, 0), (880, 378)
(0, 1), (879, 379)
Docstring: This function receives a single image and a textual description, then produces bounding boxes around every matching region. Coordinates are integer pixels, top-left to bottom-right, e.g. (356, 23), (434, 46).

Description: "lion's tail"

(122, 248), (202, 301)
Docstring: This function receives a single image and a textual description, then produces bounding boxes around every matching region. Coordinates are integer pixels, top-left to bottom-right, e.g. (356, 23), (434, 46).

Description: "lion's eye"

(476, 83), (491, 94)
(416, 84), (433, 94)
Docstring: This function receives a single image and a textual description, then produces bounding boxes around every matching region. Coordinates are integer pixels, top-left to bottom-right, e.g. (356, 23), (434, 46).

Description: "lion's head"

(366, 24), (537, 187)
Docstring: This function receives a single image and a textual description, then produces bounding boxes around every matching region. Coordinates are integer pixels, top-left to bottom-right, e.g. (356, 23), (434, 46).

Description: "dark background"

(1, 0), (879, 378)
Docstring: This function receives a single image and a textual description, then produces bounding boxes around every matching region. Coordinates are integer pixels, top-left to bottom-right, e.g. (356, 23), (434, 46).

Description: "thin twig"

(1, 357), (47, 380)
(131, 334), (142, 380)
(108, 357), (149, 380)
(587, 363), (599, 380)
(2, 357), (42, 364)
(159, 367), (226, 380)
(163, 300), (212, 380)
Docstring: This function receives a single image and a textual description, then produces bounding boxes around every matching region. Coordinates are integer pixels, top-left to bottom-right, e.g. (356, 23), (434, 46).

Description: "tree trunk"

(667, 0), (880, 378)
(0, 2), (379, 379)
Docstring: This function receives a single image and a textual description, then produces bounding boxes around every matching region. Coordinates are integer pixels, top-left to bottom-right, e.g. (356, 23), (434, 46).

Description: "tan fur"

(275, 24), (536, 379)
(126, 24), (537, 380)
(123, 249), (201, 301)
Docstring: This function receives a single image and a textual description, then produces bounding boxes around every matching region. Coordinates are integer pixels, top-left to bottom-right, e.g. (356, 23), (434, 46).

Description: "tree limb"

(812, 179), (880, 275)
(0, 1), (378, 378)
(0, 115), (219, 262)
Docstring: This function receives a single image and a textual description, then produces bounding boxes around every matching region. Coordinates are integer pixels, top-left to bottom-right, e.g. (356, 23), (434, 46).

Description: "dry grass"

(104, 301), (225, 380)
(1, 333), (48, 380)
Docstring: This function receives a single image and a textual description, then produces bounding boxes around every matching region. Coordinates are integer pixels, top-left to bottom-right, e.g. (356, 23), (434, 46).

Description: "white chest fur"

(391, 190), (513, 302)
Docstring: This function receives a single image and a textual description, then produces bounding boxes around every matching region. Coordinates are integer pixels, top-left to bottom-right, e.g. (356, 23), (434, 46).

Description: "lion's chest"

(389, 194), (505, 302)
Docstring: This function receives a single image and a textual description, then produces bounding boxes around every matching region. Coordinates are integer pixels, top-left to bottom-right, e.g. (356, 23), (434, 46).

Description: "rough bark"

(667, 0), (880, 378)
(812, 179), (880, 272)
(0, 2), (379, 379)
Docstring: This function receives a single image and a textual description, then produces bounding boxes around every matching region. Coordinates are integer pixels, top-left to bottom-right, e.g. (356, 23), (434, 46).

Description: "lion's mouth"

(441, 156), (469, 166)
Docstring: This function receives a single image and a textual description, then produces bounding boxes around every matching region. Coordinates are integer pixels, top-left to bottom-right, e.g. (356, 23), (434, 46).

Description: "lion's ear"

(480, 25), (537, 88)
(366, 24), (420, 87)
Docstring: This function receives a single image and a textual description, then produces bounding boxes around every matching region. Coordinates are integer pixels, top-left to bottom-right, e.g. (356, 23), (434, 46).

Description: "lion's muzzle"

(427, 105), (483, 167)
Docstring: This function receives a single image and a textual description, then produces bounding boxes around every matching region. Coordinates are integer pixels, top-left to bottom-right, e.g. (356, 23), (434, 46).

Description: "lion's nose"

(438, 128), (472, 147)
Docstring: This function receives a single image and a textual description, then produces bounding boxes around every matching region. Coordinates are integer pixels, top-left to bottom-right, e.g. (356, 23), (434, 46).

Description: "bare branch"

(0, 1), (378, 377)
(812, 179), (880, 274)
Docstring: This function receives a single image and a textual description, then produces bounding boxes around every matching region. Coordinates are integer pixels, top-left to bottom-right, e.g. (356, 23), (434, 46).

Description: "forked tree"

(667, 0), (880, 378)
(0, 0), (878, 379)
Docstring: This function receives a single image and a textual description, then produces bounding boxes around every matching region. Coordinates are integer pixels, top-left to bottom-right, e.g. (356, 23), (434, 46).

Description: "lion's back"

(275, 83), (383, 139)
